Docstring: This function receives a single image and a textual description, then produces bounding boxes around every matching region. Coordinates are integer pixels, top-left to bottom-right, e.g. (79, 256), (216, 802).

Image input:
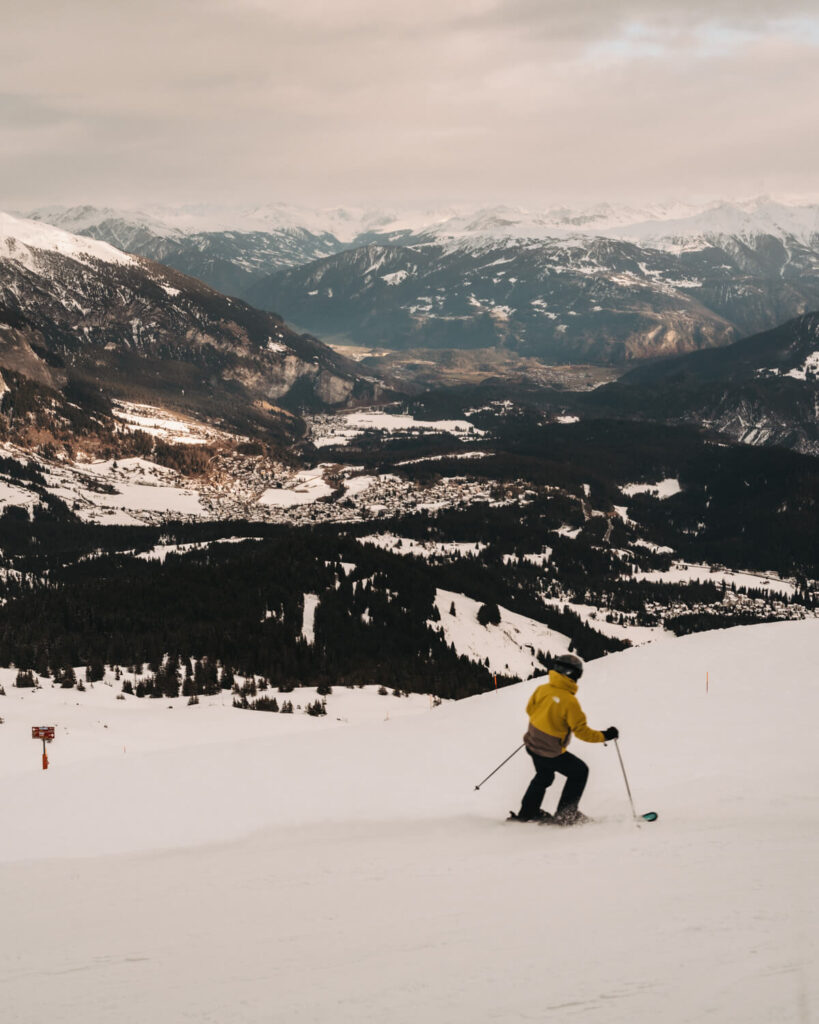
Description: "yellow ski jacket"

(523, 669), (606, 757)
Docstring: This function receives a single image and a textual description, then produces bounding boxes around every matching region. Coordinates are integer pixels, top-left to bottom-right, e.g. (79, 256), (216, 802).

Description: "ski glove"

(602, 727), (619, 741)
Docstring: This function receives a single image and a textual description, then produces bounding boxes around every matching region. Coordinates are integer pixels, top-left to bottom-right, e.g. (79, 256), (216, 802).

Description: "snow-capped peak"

(417, 197), (819, 249)
(0, 211), (136, 268)
(21, 196), (819, 255)
(606, 197), (819, 249)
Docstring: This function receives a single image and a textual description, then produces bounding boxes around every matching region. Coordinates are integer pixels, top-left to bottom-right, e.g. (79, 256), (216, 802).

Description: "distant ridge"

(0, 212), (387, 454)
(25, 199), (819, 366)
(581, 311), (819, 454)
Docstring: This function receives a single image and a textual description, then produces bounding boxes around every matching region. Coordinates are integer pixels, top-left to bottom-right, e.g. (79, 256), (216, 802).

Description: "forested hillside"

(0, 407), (814, 701)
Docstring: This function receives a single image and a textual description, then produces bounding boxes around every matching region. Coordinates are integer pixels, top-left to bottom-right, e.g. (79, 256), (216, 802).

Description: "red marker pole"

(32, 726), (55, 769)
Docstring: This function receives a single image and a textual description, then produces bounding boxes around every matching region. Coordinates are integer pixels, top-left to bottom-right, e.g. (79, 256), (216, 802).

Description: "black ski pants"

(519, 749), (589, 818)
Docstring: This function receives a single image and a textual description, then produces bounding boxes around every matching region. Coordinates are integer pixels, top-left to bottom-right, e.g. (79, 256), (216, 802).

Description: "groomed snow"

(0, 621), (817, 1024)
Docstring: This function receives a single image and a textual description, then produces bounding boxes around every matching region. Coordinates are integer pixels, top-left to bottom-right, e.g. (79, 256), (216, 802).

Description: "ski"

(507, 810), (658, 825)
(507, 810), (554, 823)
(539, 813), (594, 827)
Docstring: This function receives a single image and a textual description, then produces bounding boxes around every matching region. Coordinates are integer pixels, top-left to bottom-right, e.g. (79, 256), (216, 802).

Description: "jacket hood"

(549, 669), (578, 695)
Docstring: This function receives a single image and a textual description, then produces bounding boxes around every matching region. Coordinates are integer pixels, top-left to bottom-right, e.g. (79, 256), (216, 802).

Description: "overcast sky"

(1, 0), (818, 211)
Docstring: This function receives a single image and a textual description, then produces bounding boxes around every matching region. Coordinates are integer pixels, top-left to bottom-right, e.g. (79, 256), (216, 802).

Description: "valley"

(27, 198), (819, 375)
(0, 396), (814, 703)
(0, 207), (816, 703)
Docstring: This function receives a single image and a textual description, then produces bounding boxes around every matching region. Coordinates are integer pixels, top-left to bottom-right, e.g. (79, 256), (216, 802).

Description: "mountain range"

(4, 207), (819, 465)
(0, 212), (385, 455)
(26, 198), (819, 365)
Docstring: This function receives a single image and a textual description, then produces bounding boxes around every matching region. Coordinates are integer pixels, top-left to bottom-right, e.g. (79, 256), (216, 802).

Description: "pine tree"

(477, 601), (501, 626)
(162, 655), (181, 698)
(58, 665), (77, 689)
(193, 659), (206, 695)
(86, 657), (106, 683)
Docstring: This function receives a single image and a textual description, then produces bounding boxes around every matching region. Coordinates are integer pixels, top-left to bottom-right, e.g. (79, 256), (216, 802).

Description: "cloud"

(1, 0), (817, 207)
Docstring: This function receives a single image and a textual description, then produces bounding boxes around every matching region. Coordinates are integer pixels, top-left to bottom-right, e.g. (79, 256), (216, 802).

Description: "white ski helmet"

(553, 653), (584, 680)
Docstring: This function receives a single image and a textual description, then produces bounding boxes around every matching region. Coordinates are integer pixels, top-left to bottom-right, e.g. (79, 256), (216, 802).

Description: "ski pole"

(474, 743), (524, 791)
(613, 738), (658, 823)
(613, 738), (637, 818)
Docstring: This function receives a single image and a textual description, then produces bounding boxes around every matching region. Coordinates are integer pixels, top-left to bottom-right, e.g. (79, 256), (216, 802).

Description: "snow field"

(44, 456), (207, 525)
(539, 595), (666, 646)
(301, 592), (319, 643)
(0, 678), (435, 791)
(431, 588), (569, 677)
(111, 402), (230, 446)
(0, 480), (40, 514)
(630, 561), (797, 598)
(0, 620), (817, 1023)
(621, 477), (682, 499)
(309, 409), (485, 449)
(258, 466), (335, 507)
(359, 532), (487, 560)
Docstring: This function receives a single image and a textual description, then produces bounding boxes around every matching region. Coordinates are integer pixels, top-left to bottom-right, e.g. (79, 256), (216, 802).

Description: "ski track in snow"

(0, 620), (817, 1024)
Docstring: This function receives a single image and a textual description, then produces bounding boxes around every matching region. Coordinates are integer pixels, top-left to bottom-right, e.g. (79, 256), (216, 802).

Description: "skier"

(515, 653), (618, 825)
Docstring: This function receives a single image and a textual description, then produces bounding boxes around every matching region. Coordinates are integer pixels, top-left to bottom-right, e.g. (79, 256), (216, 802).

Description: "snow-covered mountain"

(28, 196), (819, 248)
(0, 211), (136, 268)
(604, 197), (819, 250)
(583, 311), (819, 454)
(25, 205), (351, 298)
(248, 207), (819, 362)
(1, 620), (816, 1023)
(24, 198), (819, 366)
(416, 197), (819, 250)
(0, 211), (386, 454)
(247, 237), (743, 362)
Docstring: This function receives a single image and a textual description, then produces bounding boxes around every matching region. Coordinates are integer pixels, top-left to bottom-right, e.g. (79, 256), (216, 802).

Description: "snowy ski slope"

(0, 620), (816, 1023)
